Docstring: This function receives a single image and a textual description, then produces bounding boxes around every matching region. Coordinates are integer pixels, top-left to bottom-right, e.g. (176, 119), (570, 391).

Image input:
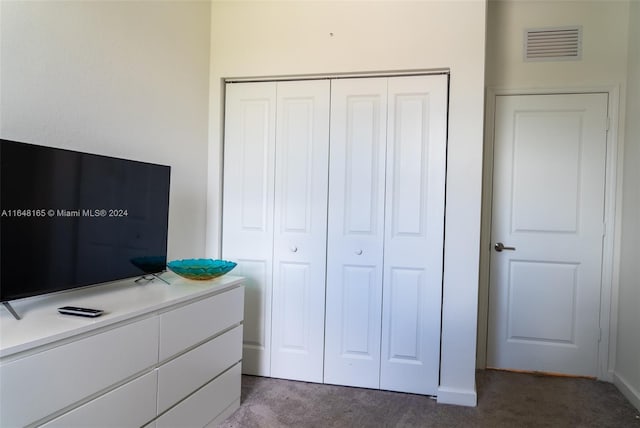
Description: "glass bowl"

(167, 258), (237, 280)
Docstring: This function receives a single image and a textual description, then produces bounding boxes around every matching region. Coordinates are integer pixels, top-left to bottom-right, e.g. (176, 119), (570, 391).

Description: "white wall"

(485, 0), (630, 88)
(207, 0), (486, 406)
(480, 0), (631, 374)
(0, 1), (211, 260)
(615, 0), (640, 412)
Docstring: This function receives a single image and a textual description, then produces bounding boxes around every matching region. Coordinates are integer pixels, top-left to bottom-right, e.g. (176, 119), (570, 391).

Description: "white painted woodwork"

(221, 82), (277, 376)
(380, 75), (448, 395)
(487, 93), (608, 376)
(42, 371), (158, 428)
(270, 80), (330, 382)
(324, 77), (388, 388)
(0, 274), (244, 427)
(221, 75), (447, 393)
(154, 363), (242, 428)
(157, 325), (243, 413)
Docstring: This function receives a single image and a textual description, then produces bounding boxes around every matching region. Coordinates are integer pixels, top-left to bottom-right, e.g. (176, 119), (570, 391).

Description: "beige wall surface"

(0, 1), (211, 260)
(616, 0), (640, 412)
(207, 0), (487, 406)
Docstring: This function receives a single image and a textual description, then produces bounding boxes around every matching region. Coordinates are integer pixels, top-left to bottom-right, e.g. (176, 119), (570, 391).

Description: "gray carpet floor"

(219, 370), (640, 427)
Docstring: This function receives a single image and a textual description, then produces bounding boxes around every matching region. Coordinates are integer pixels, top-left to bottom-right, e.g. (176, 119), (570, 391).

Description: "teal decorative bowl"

(167, 258), (237, 280)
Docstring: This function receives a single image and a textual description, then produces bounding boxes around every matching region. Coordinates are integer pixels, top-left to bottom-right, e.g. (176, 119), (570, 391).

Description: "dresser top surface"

(0, 273), (244, 359)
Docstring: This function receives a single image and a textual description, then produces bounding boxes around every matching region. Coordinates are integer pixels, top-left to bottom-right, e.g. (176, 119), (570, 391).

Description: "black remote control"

(58, 306), (104, 318)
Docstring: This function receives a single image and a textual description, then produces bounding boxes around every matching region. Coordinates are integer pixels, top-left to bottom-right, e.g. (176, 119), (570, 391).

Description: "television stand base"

(2, 302), (21, 320)
(134, 272), (170, 285)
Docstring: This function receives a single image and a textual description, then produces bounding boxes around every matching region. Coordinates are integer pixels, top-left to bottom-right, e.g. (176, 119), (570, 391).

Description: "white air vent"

(524, 26), (582, 61)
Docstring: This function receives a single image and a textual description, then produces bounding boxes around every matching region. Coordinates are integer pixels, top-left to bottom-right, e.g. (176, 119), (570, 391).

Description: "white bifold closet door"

(381, 75), (447, 395)
(222, 82), (276, 377)
(270, 81), (330, 382)
(324, 77), (388, 389)
(222, 80), (330, 381)
(324, 75), (447, 395)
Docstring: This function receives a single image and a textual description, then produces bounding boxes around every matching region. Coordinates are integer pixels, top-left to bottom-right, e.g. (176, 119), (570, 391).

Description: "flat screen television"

(0, 139), (171, 303)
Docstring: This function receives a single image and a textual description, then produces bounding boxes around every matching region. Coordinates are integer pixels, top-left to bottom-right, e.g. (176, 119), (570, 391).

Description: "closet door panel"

(381, 75), (447, 395)
(222, 82), (277, 376)
(324, 78), (387, 388)
(271, 80), (330, 382)
(387, 268), (423, 359)
(234, 259), (270, 374)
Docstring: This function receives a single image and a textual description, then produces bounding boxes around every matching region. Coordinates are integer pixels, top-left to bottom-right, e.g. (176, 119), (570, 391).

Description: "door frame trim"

(477, 85), (622, 381)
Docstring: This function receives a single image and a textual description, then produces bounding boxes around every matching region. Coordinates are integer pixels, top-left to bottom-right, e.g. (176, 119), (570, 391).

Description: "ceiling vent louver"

(524, 26), (582, 62)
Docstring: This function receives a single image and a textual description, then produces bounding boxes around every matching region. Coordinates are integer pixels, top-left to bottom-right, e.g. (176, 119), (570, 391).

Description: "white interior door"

(487, 93), (608, 377)
(324, 77), (388, 388)
(270, 80), (330, 382)
(380, 75), (448, 395)
(221, 82), (276, 376)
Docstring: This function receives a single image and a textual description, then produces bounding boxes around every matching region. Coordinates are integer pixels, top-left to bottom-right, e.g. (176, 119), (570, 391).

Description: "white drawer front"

(41, 370), (158, 428)
(0, 317), (158, 427)
(155, 362), (241, 428)
(159, 286), (244, 361)
(157, 325), (243, 413)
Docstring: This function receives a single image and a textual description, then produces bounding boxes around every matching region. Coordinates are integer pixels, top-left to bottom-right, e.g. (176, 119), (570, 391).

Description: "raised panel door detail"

(239, 100), (273, 231)
(223, 83), (276, 236)
(512, 111), (583, 234)
(340, 265), (378, 357)
(235, 260), (269, 350)
(231, 258), (271, 376)
(276, 262), (310, 351)
(386, 268), (422, 362)
(271, 80), (329, 383)
(344, 95), (384, 235)
(507, 261), (578, 344)
(324, 78), (387, 389)
(391, 94), (429, 237)
(381, 75), (447, 395)
(222, 82), (276, 377)
(279, 97), (314, 233)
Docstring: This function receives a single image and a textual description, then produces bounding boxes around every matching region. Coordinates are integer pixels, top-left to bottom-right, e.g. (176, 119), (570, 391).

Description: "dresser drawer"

(158, 286), (243, 361)
(41, 370), (157, 428)
(157, 325), (243, 413)
(155, 362), (241, 428)
(0, 317), (158, 427)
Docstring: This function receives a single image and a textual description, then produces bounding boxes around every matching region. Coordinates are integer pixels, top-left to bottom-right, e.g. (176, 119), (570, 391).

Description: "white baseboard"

(437, 386), (477, 407)
(613, 372), (640, 412)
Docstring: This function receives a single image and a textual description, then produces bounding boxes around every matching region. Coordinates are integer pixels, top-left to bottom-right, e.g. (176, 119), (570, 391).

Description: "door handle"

(494, 242), (516, 252)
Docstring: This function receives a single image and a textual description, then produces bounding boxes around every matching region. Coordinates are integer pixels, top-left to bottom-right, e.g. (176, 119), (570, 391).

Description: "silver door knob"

(494, 242), (516, 252)
(290, 245), (298, 253)
(355, 249), (363, 255)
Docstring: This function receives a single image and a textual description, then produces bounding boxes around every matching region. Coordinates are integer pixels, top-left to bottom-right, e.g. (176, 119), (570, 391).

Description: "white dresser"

(0, 273), (244, 428)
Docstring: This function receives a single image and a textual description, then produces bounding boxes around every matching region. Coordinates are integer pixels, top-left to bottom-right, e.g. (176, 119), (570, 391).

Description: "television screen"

(0, 139), (171, 302)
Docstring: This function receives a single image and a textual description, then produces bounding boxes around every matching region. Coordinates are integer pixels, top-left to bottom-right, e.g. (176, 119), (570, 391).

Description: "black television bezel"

(0, 139), (171, 303)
